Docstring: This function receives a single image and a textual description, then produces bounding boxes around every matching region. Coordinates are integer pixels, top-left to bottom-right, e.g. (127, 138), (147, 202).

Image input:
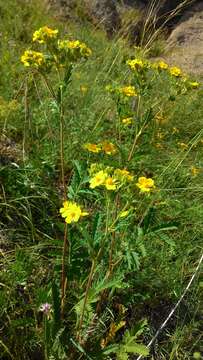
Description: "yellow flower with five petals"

(60, 201), (88, 224)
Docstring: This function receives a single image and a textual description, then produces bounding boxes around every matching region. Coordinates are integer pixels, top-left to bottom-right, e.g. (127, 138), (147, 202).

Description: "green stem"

(61, 223), (68, 318)
(128, 94), (142, 162)
(107, 193), (119, 277)
(44, 316), (48, 360)
(41, 72), (57, 101)
(77, 259), (96, 341)
(59, 99), (66, 199)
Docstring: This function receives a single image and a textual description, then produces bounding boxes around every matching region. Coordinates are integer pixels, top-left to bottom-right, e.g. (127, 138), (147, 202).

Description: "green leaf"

(92, 212), (102, 242)
(158, 233), (176, 248)
(117, 351), (128, 360)
(70, 338), (94, 360)
(102, 344), (120, 355)
(124, 344), (149, 356)
(150, 221), (179, 233)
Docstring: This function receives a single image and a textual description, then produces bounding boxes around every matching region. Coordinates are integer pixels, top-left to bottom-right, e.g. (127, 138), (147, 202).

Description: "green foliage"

(0, 1), (202, 360)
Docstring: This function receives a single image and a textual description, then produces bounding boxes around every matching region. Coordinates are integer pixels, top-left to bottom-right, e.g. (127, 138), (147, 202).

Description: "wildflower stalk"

(61, 223), (68, 318)
(77, 258), (96, 341)
(22, 76), (29, 163)
(128, 94), (142, 161)
(58, 84), (69, 318)
(40, 74), (68, 316)
(43, 315), (49, 360)
(95, 194), (112, 314)
(107, 193), (119, 277)
(59, 85), (66, 198)
(41, 72), (57, 101)
(128, 126), (143, 162)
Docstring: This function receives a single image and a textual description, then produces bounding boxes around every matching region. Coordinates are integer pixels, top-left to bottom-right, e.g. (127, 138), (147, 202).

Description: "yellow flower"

(21, 50), (45, 68)
(156, 60), (168, 70)
(80, 85), (88, 93)
(105, 84), (113, 92)
(189, 81), (200, 88)
(58, 39), (92, 58)
(191, 166), (200, 176)
(136, 177), (155, 193)
(169, 66), (182, 77)
(178, 142), (188, 150)
(122, 117), (133, 126)
(126, 58), (145, 71)
(119, 86), (137, 97)
(172, 127), (179, 134)
(105, 177), (117, 190)
(101, 142), (117, 155)
(119, 210), (130, 218)
(156, 131), (165, 139)
(79, 42), (92, 57)
(33, 26), (58, 43)
(155, 113), (168, 125)
(89, 170), (107, 189)
(84, 143), (101, 153)
(114, 168), (134, 182)
(65, 40), (80, 49)
(60, 201), (88, 224)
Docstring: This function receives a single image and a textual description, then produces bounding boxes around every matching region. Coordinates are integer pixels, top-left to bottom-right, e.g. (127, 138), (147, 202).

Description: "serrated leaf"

(92, 212), (102, 241)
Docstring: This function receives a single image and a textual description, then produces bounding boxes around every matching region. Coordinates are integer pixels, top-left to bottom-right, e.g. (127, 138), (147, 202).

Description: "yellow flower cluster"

(191, 166), (200, 176)
(58, 39), (92, 58)
(84, 141), (117, 155)
(114, 168), (134, 182)
(136, 177), (155, 193)
(119, 86), (137, 97)
(169, 66), (182, 77)
(126, 57), (201, 90)
(126, 58), (145, 71)
(154, 60), (169, 70)
(60, 201), (88, 224)
(21, 26), (92, 69)
(89, 166), (134, 191)
(21, 50), (45, 68)
(33, 26), (58, 43)
(122, 117), (133, 126)
(106, 85), (137, 97)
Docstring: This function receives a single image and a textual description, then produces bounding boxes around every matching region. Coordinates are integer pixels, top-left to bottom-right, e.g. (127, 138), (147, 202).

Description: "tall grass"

(0, 1), (202, 359)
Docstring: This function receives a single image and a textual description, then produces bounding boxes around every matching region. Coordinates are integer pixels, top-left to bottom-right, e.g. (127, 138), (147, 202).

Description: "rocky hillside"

(165, 1), (203, 76)
(49, 0), (203, 75)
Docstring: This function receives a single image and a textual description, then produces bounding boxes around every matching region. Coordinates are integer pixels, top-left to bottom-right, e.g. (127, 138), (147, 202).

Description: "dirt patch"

(164, 2), (203, 77)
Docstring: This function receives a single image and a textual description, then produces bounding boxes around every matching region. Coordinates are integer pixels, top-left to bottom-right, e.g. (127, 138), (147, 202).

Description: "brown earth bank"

(48, 0), (202, 38)
(48, 0), (203, 76)
(165, 1), (203, 76)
